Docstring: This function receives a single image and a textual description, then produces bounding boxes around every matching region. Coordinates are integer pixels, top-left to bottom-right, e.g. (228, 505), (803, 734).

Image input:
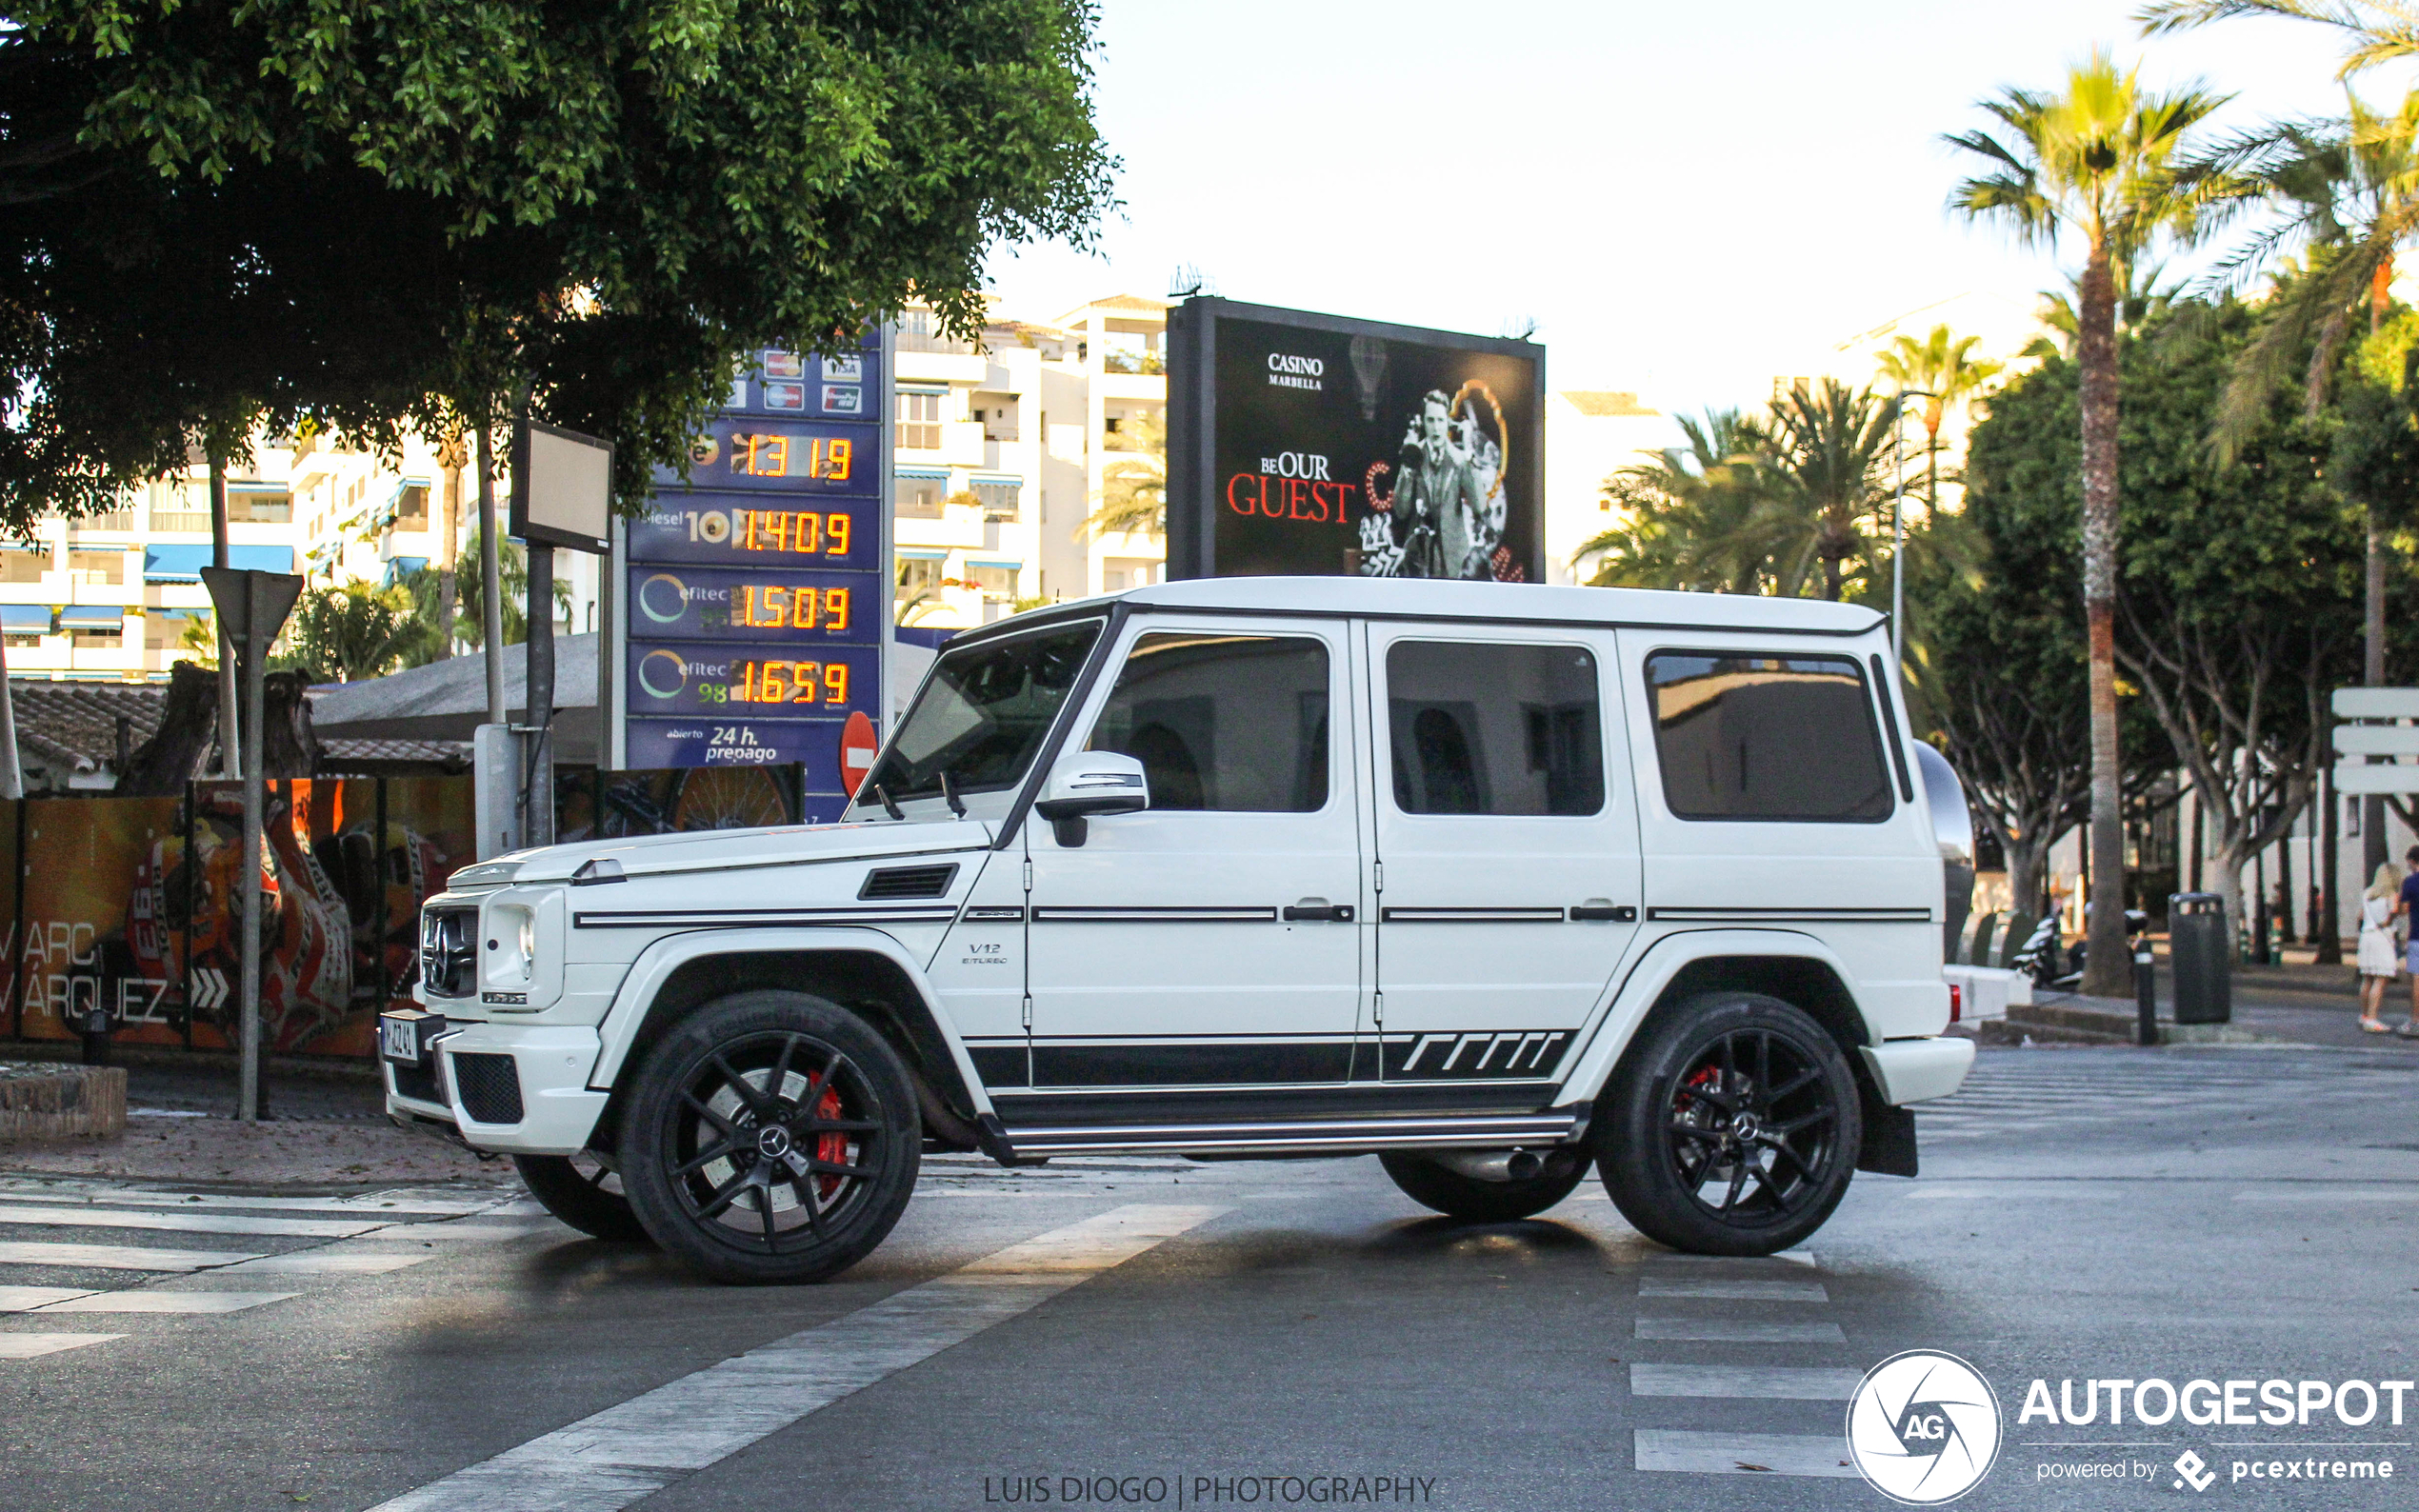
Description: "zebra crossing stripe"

(364, 1204), (1229, 1512)
(0, 1286), (92, 1310)
(1634, 1429), (1858, 1477)
(0, 1241), (261, 1271)
(0, 1187), (504, 1218)
(32, 1291), (296, 1314)
(1635, 1318), (1846, 1343)
(1638, 1278), (1829, 1303)
(0, 1204), (386, 1239)
(212, 1250), (433, 1275)
(1630, 1364), (1861, 1400)
(0, 1333), (123, 1360)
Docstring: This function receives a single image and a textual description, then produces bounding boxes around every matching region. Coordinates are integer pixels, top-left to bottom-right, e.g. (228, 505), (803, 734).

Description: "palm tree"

(1081, 409), (1167, 540)
(2023, 257), (2182, 357)
(1575, 409), (1811, 594)
(1766, 380), (1903, 602)
(1946, 50), (2231, 996)
(1874, 326), (2005, 512)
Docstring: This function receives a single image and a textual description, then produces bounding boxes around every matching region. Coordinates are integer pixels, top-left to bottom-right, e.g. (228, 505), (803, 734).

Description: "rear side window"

(1088, 632), (1329, 811)
(1644, 651), (1892, 822)
(1387, 641), (1604, 816)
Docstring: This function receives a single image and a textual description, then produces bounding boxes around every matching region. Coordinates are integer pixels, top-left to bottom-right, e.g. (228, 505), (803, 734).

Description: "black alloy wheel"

(1597, 991), (1861, 1256)
(512, 1152), (650, 1242)
(618, 991), (920, 1283)
(1378, 1148), (1592, 1223)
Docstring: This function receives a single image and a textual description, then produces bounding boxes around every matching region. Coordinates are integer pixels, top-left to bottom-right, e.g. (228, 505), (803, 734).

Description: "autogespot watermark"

(1847, 1350), (2005, 1504)
(2014, 1375), (2412, 1493)
(980, 1475), (1439, 1506)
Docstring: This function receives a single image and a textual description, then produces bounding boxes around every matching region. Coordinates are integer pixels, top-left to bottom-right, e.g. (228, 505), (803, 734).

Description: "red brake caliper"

(813, 1086), (848, 1200)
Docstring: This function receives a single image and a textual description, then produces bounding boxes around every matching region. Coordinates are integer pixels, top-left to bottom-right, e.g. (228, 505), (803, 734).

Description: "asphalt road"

(5, 1044), (2417, 1512)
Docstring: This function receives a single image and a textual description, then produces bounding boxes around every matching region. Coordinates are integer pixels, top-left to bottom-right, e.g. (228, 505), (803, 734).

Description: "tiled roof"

(7, 681), (164, 773)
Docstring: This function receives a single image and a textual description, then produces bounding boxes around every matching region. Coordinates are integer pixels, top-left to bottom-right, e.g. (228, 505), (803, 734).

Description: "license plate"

(380, 1010), (439, 1066)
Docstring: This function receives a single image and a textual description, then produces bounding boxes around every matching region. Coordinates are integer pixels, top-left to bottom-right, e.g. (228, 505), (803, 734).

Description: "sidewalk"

(2013, 957), (2419, 1050)
(0, 1043), (505, 1188)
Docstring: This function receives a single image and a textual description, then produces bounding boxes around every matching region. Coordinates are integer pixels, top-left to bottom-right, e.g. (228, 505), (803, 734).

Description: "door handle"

(1283, 904), (1355, 923)
(1569, 905), (1637, 922)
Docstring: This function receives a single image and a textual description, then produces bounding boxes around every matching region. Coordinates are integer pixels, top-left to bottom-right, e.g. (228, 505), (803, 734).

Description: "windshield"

(859, 619), (1104, 802)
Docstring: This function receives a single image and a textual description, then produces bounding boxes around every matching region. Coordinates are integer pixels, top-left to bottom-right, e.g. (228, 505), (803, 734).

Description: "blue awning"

(965, 559), (1024, 570)
(894, 466), (952, 481)
(144, 544), (295, 582)
(896, 547), (949, 561)
(59, 606), (122, 628)
(0, 605), (49, 628)
(970, 473), (1025, 486)
(382, 556), (429, 586)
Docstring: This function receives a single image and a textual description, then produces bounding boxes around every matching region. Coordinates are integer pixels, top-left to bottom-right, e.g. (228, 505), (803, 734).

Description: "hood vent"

(858, 863), (960, 901)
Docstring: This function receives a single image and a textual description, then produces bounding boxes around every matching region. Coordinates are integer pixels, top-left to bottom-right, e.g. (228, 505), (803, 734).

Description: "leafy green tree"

(1947, 49), (2233, 994)
(1875, 325), (2005, 512)
(0, 2), (1118, 525)
(399, 528), (569, 658)
(1967, 302), (2372, 935)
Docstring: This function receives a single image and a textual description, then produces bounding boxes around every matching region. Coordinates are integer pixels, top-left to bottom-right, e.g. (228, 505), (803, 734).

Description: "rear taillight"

(1949, 983), (1963, 1024)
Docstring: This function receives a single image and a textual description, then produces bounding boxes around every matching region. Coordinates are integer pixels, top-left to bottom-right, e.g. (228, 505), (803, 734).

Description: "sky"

(984, 0), (2405, 424)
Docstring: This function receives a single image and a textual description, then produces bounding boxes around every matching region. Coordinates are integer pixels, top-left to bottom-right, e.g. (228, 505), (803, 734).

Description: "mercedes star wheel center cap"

(757, 1126), (793, 1160)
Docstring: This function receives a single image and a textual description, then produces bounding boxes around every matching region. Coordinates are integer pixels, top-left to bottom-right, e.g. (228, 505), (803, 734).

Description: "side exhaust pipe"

(1430, 1148), (1546, 1184)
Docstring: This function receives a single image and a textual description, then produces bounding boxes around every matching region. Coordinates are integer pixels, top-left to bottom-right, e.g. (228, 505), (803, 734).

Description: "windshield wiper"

(937, 770), (968, 819)
(871, 784), (905, 821)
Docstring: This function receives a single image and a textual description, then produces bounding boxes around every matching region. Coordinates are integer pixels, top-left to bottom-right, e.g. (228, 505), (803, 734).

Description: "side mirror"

(1033, 750), (1150, 847)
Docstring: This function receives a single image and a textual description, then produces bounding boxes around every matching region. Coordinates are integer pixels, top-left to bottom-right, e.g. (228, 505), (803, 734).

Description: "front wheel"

(512, 1153), (650, 1242)
(1379, 1149), (1591, 1222)
(617, 991), (921, 1284)
(1596, 991), (1861, 1256)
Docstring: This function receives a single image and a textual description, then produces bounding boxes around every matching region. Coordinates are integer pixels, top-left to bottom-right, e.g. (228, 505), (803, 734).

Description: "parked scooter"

(2009, 908), (2149, 990)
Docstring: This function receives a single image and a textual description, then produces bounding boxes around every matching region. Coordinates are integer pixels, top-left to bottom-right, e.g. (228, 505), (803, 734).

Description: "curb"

(0, 1063), (129, 1140)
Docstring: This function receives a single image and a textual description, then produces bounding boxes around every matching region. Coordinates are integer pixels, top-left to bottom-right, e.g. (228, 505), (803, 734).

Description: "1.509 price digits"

(738, 585), (850, 631)
(733, 661), (850, 706)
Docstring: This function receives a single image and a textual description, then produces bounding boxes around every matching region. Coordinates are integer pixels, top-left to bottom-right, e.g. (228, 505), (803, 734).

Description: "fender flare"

(1552, 926), (1874, 1105)
(584, 926), (994, 1118)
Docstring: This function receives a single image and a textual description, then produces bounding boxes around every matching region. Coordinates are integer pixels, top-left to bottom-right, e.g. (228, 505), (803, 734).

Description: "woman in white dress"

(2357, 863), (2400, 1033)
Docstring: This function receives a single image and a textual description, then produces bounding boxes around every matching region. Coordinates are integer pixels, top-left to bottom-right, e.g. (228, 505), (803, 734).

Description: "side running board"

(998, 1111), (1581, 1159)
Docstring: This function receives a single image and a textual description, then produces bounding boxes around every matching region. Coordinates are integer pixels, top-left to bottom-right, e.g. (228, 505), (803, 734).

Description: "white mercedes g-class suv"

(386, 577), (1975, 1283)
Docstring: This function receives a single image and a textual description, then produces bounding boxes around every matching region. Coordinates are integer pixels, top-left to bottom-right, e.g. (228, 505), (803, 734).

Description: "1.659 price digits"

(734, 661), (850, 706)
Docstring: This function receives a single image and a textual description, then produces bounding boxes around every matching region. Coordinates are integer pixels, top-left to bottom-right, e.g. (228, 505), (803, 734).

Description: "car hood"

(486, 816), (998, 886)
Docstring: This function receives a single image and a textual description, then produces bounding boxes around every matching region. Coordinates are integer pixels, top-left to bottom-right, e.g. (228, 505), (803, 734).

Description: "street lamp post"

(1890, 388), (1936, 677)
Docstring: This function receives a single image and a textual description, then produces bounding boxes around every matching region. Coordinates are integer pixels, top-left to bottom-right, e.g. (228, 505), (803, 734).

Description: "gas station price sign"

(626, 329), (888, 813)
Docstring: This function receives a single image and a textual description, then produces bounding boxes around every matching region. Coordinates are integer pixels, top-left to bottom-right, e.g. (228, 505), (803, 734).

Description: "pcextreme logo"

(1846, 1351), (2004, 1504)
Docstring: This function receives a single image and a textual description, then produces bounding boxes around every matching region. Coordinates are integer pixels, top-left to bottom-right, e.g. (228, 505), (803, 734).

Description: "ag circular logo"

(1845, 1350), (2001, 1504)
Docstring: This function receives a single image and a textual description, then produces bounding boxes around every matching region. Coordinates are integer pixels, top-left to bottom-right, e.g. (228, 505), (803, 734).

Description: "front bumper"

(384, 1019), (610, 1157)
(1860, 1035), (1976, 1105)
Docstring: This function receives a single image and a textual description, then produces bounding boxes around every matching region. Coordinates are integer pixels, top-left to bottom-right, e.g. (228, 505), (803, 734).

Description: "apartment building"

(890, 294), (1170, 632)
(0, 428), (617, 682)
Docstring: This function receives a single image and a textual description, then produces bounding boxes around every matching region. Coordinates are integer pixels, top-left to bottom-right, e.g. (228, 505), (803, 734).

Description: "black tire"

(1596, 991), (1861, 1256)
(512, 1153), (650, 1243)
(617, 991), (920, 1284)
(1378, 1148), (1591, 1222)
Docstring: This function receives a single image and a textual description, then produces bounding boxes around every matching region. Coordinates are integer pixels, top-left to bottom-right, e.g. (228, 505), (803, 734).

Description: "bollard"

(2135, 949), (2158, 1046)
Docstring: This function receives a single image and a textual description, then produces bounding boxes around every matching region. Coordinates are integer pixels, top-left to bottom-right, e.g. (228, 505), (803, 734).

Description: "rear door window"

(1644, 650), (1892, 822)
(1386, 641), (1604, 817)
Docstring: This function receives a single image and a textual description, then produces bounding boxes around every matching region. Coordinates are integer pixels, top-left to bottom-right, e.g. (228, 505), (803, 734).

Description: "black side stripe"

(1031, 905), (1278, 923)
(573, 905), (958, 929)
(1645, 905), (1931, 924)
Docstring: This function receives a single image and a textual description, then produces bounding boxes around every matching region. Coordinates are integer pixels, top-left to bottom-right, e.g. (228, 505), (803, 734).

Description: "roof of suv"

(1080, 577), (1884, 634)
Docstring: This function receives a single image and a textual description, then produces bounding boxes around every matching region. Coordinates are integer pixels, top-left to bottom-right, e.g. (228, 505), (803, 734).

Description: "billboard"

(1166, 299), (1543, 583)
(628, 333), (890, 816)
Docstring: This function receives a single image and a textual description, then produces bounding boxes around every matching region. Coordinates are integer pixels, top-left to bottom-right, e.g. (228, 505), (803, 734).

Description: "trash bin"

(2169, 892), (2231, 1025)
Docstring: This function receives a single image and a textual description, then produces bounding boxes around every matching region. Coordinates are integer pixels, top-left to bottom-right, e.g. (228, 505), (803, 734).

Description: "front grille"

(421, 906), (478, 999)
(451, 1053), (524, 1124)
(390, 1055), (446, 1106)
(859, 863), (959, 900)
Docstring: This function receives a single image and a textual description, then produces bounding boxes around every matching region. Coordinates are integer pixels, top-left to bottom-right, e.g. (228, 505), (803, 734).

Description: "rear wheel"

(1378, 1149), (1591, 1222)
(618, 991), (920, 1284)
(1596, 991), (1860, 1256)
(512, 1153), (650, 1242)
